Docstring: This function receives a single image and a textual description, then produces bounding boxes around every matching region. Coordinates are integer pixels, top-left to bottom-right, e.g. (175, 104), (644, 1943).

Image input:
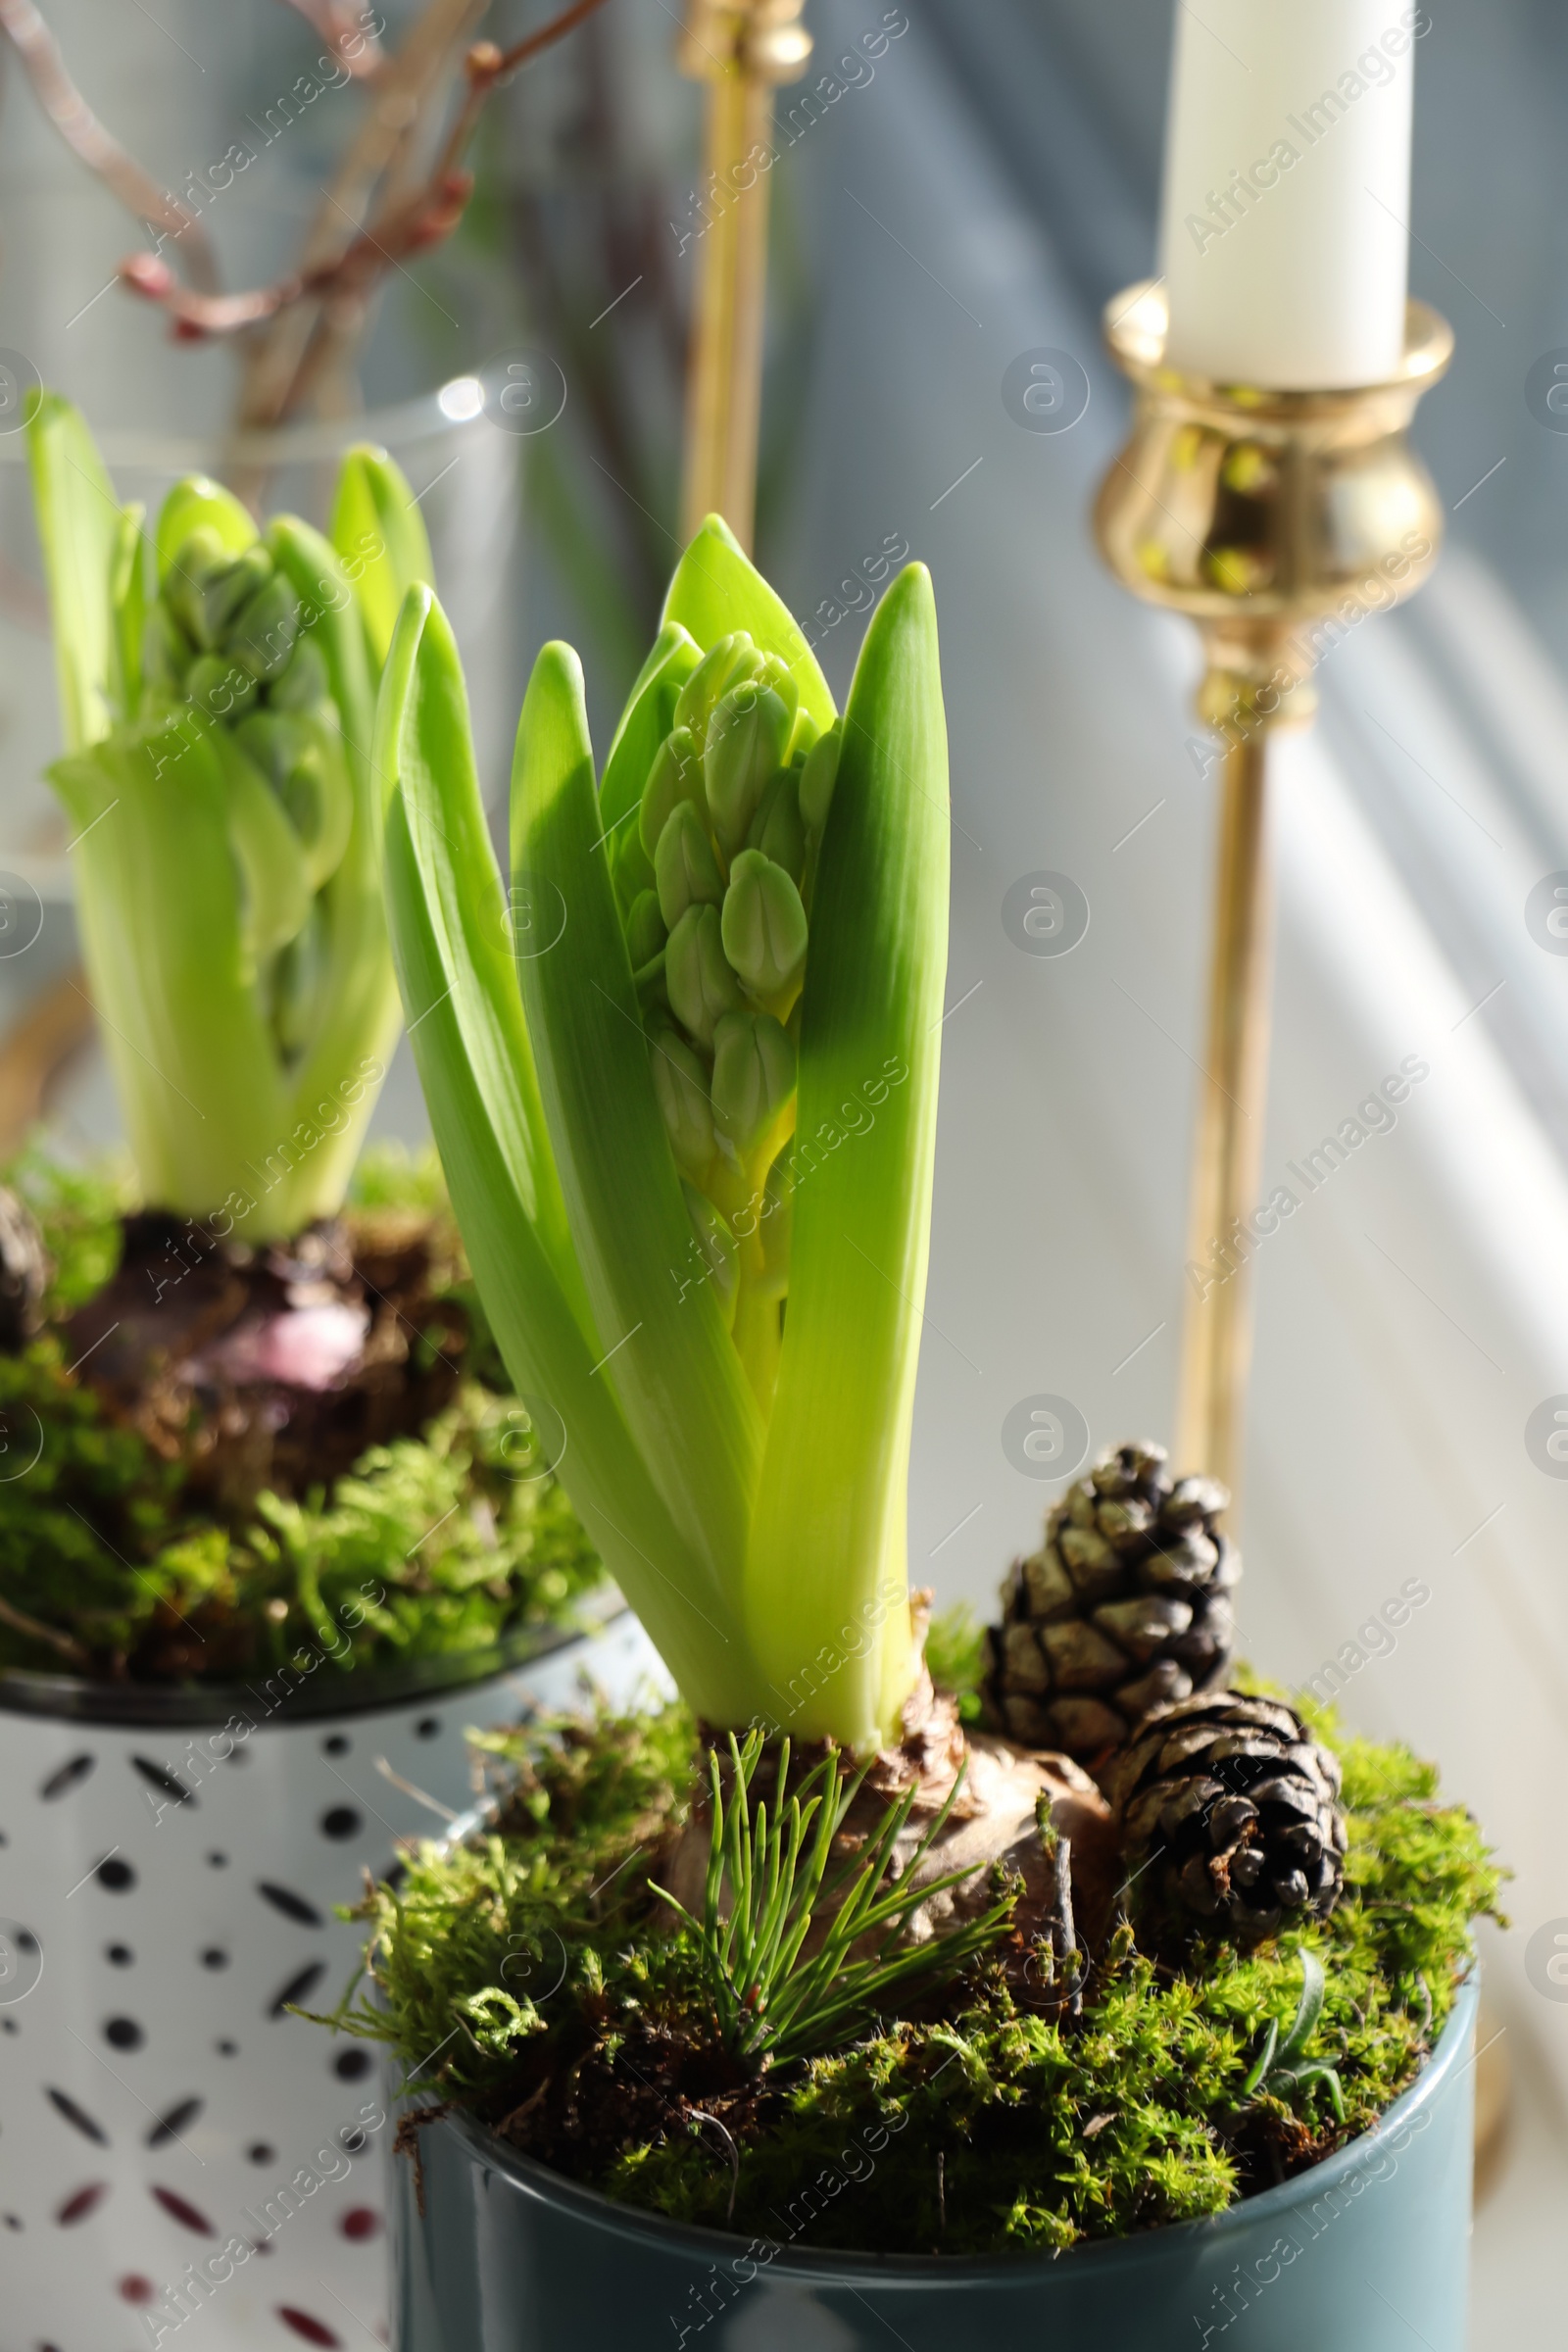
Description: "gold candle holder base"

(1095, 283), (1452, 1499)
(678, 0), (811, 552)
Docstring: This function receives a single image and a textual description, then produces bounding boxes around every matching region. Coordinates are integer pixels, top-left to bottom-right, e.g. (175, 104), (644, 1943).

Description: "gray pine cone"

(1108, 1690), (1347, 1941)
(981, 1440), (1238, 1764)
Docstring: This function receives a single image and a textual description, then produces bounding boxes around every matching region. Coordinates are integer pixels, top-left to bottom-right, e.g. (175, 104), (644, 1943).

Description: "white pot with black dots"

(0, 1609), (665, 2351)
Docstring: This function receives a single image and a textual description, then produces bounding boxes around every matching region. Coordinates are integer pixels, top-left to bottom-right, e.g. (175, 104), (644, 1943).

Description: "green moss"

(337, 1692), (1503, 2258)
(0, 1362), (607, 1678)
(0, 1146), (605, 1680)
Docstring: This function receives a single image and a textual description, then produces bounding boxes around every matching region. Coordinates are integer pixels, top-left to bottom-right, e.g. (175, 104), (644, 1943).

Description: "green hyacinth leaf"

(510, 639), (762, 1609)
(154, 475), (258, 585)
(721, 850), (808, 1002)
(110, 503), (147, 727)
(264, 516), (376, 794)
(662, 514), (836, 736)
(798, 721), (841, 834)
(26, 392), (127, 752)
(599, 620), (701, 847)
(682, 1181), (739, 1333)
(214, 728), (313, 971)
(329, 443), (434, 673)
(377, 590), (755, 1719)
(744, 564), (950, 1750)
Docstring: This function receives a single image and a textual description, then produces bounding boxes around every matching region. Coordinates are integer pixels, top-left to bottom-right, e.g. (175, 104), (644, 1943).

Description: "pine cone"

(981, 1441), (1238, 1765)
(1108, 1691), (1347, 1941)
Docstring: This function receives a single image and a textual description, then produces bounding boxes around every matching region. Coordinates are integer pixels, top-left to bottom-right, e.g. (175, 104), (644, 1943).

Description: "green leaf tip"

(383, 553), (951, 1748)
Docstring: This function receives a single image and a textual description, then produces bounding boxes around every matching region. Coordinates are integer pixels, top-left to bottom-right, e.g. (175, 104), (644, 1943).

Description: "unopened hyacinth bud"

(616, 815), (657, 911)
(270, 634), (331, 713)
(194, 543), (274, 652)
(681, 1181), (739, 1329)
(186, 652), (258, 720)
(234, 711), (352, 892)
(144, 601), (195, 697)
(748, 768), (806, 883)
(666, 903), (744, 1050)
(626, 889), (667, 973)
(227, 571), (301, 681)
(673, 631), (759, 748)
(720, 850), (808, 1002)
(655, 801), (725, 931)
(798, 721), (841, 834)
(651, 1028), (714, 1180)
(705, 681), (793, 857)
(639, 724), (703, 860)
(710, 1010), (795, 1165)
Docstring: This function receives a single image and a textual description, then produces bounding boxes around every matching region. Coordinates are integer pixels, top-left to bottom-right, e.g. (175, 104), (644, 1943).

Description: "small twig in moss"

(0, 1589), (91, 1670)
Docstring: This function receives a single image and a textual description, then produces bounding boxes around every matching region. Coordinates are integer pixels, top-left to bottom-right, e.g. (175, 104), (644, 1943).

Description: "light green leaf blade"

(662, 515), (836, 735)
(597, 620), (701, 848)
(329, 444), (435, 673)
(155, 475), (258, 581)
(50, 717), (292, 1220)
(744, 565), (950, 1749)
(379, 588), (757, 1716)
(27, 392), (124, 752)
(511, 642), (764, 1611)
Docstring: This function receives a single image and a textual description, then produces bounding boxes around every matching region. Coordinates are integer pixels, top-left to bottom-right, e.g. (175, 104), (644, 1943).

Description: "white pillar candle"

(1158, 1), (1423, 389)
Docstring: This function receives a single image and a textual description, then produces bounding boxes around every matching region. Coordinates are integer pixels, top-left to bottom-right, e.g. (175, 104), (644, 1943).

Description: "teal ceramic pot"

(391, 1974), (1476, 2351)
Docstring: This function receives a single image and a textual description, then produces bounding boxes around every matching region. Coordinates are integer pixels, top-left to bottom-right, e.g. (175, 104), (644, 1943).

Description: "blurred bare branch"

(276, 0), (386, 77)
(0, 0), (219, 291)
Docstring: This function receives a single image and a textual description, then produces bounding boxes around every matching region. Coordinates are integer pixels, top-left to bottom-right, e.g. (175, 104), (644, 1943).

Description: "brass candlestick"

(678, 0), (811, 551)
(1095, 282), (1452, 1500)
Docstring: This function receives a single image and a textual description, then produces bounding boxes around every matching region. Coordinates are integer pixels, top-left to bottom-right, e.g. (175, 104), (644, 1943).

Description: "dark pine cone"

(981, 1440), (1238, 1765)
(1108, 1690), (1347, 1942)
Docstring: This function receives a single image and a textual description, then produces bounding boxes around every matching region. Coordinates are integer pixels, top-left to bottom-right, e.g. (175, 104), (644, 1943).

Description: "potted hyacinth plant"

(318, 519), (1501, 2352)
(0, 397), (648, 2352)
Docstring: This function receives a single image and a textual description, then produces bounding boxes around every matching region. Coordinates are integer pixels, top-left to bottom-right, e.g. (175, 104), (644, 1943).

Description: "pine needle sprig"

(652, 1731), (1014, 2075)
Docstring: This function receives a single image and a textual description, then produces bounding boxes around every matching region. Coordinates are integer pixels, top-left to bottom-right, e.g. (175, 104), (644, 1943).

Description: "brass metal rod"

(680, 71), (776, 552)
(1173, 724), (1278, 1499)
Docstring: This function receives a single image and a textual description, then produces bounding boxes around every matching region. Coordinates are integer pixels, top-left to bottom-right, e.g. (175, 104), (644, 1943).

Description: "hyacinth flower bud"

(753, 651), (800, 729)
(681, 1180), (739, 1331)
(748, 768), (807, 884)
(234, 710), (353, 893)
(673, 630), (760, 747)
(186, 652), (259, 721)
(227, 572), (302, 681)
(655, 800), (725, 931)
(650, 1027), (715, 1181)
(616, 811), (657, 911)
(798, 721), (841, 835)
(144, 601), (195, 698)
(710, 1010), (796, 1167)
(195, 543), (275, 651)
(269, 633), (332, 713)
(161, 525), (229, 646)
(666, 902), (744, 1049)
(638, 724), (704, 860)
(705, 681), (792, 858)
(626, 889), (667, 973)
(720, 849), (808, 1003)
